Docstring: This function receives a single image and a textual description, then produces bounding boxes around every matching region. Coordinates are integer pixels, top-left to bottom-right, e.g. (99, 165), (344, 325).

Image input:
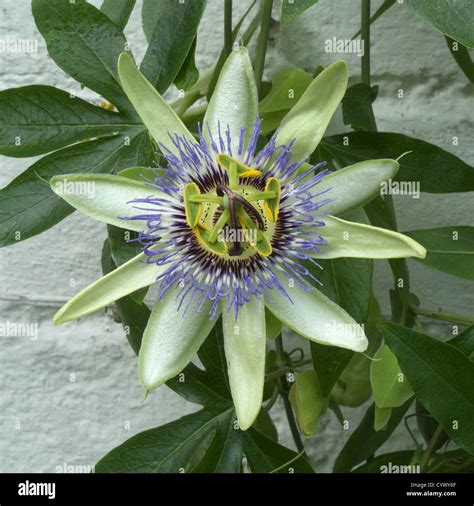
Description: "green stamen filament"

(208, 208), (230, 243)
(246, 191), (277, 202)
(188, 194), (223, 205)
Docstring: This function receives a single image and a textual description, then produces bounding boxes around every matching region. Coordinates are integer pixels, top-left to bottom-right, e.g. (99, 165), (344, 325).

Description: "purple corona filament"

(122, 120), (332, 319)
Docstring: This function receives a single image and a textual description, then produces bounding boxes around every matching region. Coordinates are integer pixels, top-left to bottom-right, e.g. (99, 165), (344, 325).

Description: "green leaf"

(370, 344), (414, 408)
(280, 0), (318, 27)
(333, 400), (412, 472)
(289, 370), (328, 436)
(265, 308), (282, 340)
(32, 0), (133, 113)
(0, 133), (149, 248)
(311, 216), (426, 259)
(101, 239), (150, 355)
(101, 0), (136, 31)
(96, 409), (236, 472)
(416, 400), (450, 452)
(261, 110), (287, 136)
(352, 450), (414, 473)
(404, 227), (474, 280)
(254, 410), (278, 442)
(322, 131), (474, 193)
(374, 405), (392, 432)
(405, 0), (474, 48)
(275, 61), (348, 163)
(379, 322), (474, 455)
(203, 47), (258, 155)
(96, 407), (313, 473)
(342, 83), (378, 131)
(445, 36), (474, 83)
(259, 67), (313, 113)
(107, 224), (143, 267)
(449, 326), (474, 359)
(50, 174), (159, 232)
(140, 0), (206, 93)
(117, 52), (195, 154)
(118, 166), (158, 182)
(351, 0), (396, 39)
(0, 85), (130, 157)
(222, 298), (266, 430)
(316, 257), (373, 323)
(311, 344), (353, 398)
(174, 38), (199, 92)
(330, 353), (373, 408)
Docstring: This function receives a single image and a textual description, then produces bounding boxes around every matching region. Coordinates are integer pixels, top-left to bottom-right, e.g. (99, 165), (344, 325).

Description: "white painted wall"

(1, 0), (472, 472)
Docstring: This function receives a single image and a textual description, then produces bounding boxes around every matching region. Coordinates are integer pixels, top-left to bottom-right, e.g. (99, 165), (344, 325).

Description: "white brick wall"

(1, 0), (472, 472)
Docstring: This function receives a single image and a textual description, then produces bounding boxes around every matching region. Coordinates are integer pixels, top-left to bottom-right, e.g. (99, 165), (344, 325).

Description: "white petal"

(222, 298), (266, 430)
(54, 251), (162, 324)
(139, 295), (219, 389)
(117, 52), (195, 154)
(316, 159), (399, 216)
(50, 174), (159, 232)
(203, 47), (258, 155)
(275, 61), (348, 163)
(265, 272), (368, 352)
(311, 216), (427, 259)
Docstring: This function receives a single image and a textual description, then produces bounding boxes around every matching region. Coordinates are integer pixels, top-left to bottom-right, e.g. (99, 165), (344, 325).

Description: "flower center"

(183, 153), (281, 261)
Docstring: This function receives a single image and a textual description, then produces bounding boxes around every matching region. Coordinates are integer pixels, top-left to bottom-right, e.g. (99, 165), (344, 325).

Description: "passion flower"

(51, 48), (426, 430)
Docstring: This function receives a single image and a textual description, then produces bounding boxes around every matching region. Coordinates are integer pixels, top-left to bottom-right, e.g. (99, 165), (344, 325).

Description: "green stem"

(360, 0), (377, 130)
(361, 0), (371, 86)
(172, 89), (202, 117)
(419, 424), (444, 471)
(275, 335), (305, 454)
(189, 194), (223, 205)
(410, 306), (474, 326)
(181, 104), (207, 127)
(361, 0), (410, 324)
(224, 0), (233, 57)
(265, 358), (313, 383)
(246, 191), (276, 201)
(254, 0), (273, 95)
(207, 3), (260, 100)
(208, 209), (230, 243)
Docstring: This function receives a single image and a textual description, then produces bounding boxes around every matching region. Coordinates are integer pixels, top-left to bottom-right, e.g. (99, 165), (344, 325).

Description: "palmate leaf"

(96, 325), (314, 473)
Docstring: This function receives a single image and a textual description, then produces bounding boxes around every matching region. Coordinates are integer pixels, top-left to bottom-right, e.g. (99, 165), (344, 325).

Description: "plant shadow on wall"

(1, 0), (473, 473)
